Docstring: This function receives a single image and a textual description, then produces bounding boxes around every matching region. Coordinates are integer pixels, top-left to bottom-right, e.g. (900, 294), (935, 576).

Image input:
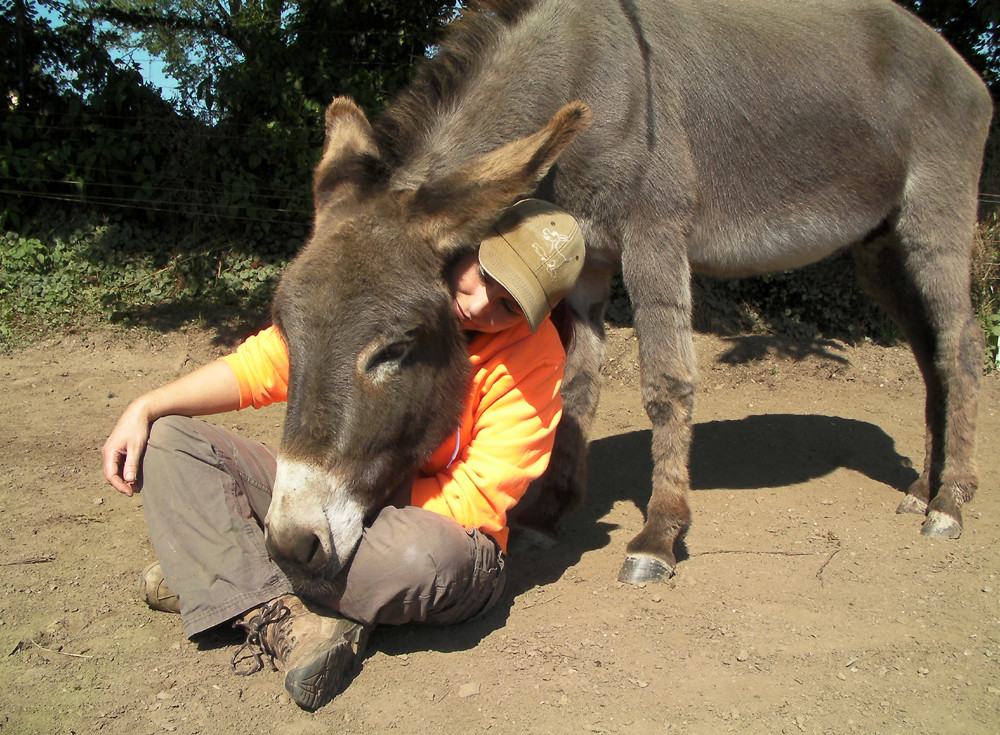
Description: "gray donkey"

(263, 0), (992, 590)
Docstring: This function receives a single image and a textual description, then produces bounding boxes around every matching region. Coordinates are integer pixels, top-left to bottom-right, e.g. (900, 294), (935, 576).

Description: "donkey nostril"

(268, 526), (328, 571)
(304, 535), (322, 567)
(286, 532), (324, 568)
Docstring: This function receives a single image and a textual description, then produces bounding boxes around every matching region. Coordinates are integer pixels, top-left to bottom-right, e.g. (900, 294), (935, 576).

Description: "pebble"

(457, 682), (481, 698)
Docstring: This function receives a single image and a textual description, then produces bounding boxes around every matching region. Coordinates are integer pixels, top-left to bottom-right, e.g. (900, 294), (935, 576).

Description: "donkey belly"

(687, 216), (867, 278)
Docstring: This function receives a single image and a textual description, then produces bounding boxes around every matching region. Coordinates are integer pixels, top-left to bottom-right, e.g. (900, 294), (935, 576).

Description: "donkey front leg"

(510, 256), (616, 544)
(618, 246), (696, 583)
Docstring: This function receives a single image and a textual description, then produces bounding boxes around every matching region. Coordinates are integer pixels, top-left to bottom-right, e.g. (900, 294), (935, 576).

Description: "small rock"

(457, 682), (481, 698)
(93, 497), (104, 505)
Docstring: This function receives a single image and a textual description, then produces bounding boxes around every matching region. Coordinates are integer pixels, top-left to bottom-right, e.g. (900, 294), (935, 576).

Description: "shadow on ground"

(512, 413), (917, 593)
(377, 411), (917, 657)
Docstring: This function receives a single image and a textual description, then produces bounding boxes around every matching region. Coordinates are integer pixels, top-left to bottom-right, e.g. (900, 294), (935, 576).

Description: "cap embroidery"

(532, 227), (575, 274)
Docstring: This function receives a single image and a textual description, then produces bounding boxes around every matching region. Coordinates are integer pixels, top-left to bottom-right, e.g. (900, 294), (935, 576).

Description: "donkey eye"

(381, 342), (409, 361)
(367, 339), (412, 373)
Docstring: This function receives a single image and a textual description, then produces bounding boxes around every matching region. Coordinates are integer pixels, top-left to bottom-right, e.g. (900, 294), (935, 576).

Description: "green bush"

(3, 212), (998, 374)
(972, 216), (1000, 371)
(0, 214), (288, 350)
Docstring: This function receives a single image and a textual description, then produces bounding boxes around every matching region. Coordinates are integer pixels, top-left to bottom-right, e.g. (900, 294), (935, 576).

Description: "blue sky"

(39, 1), (179, 99)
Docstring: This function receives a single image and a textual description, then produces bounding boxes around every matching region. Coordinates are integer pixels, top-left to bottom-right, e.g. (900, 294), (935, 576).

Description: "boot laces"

(230, 598), (291, 676)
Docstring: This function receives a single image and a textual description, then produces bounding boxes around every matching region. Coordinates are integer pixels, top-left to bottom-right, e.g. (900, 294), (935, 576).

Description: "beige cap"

(478, 199), (585, 332)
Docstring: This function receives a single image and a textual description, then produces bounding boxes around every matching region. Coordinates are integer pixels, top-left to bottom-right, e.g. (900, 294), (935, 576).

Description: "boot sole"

(284, 625), (368, 710)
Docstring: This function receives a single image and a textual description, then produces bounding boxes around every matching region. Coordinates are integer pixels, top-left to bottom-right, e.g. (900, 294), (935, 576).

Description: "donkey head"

(263, 97), (591, 590)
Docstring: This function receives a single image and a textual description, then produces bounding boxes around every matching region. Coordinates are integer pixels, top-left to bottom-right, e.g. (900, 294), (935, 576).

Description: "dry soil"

(1, 325), (998, 735)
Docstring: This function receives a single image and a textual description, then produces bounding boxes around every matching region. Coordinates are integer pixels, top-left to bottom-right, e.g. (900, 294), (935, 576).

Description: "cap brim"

(479, 233), (547, 332)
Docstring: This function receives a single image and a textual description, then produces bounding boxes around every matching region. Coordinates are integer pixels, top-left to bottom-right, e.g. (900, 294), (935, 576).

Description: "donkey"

(263, 0), (992, 589)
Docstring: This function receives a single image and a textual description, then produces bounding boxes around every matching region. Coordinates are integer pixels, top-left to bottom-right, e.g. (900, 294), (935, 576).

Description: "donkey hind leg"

(853, 224), (982, 539)
(508, 257), (616, 547)
(617, 244), (695, 584)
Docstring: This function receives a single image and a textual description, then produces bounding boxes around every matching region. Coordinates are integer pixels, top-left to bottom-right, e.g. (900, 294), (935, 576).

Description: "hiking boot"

(231, 594), (369, 711)
(138, 562), (180, 614)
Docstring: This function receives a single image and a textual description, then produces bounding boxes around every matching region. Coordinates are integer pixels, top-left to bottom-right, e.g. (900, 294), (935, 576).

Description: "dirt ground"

(1, 323), (998, 735)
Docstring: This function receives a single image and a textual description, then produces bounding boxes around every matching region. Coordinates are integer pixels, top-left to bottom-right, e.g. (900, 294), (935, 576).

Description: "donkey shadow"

(374, 412), (917, 656)
(507, 412), (918, 591)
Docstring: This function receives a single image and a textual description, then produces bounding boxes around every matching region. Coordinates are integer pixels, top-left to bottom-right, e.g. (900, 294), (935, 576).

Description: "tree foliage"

(1, 0), (177, 231)
(1, 0), (452, 237)
(898, 0), (1000, 97)
(4, 1), (997, 234)
(82, 0), (453, 121)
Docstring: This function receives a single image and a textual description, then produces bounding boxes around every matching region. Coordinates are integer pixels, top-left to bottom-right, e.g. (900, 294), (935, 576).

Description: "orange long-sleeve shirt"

(220, 319), (565, 550)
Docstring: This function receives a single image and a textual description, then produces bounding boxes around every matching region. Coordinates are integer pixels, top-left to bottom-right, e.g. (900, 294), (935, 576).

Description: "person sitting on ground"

(101, 199), (586, 711)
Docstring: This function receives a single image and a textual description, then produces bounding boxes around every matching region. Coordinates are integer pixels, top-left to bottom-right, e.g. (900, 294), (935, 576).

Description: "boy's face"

(448, 249), (525, 333)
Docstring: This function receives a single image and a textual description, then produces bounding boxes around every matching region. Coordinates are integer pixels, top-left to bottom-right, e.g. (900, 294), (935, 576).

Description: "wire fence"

(4, 178), (998, 229)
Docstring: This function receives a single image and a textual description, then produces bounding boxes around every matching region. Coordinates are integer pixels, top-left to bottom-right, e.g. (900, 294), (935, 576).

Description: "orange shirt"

(220, 320), (565, 550)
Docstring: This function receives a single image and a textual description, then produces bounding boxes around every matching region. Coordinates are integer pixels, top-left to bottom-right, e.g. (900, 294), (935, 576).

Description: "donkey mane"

(373, 0), (534, 171)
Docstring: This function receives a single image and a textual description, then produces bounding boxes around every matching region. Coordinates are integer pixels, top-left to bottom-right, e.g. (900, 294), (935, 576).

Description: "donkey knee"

(643, 376), (695, 426)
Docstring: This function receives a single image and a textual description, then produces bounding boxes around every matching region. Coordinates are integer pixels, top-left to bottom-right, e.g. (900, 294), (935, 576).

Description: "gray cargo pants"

(140, 415), (507, 638)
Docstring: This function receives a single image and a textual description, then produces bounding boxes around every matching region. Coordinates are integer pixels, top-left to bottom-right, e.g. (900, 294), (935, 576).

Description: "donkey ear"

(408, 101), (592, 250)
(313, 97), (381, 211)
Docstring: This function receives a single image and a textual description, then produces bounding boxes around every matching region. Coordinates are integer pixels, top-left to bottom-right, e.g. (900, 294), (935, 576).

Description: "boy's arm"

(102, 359), (242, 496)
(103, 324), (290, 497)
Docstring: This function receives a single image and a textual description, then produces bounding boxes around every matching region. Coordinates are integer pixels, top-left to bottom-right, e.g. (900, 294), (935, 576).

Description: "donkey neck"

(373, 0), (585, 189)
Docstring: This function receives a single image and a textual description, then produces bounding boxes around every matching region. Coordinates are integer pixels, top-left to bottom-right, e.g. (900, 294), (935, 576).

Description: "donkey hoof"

(896, 494), (928, 515)
(921, 510), (962, 539)
(617, 555), (674, 584)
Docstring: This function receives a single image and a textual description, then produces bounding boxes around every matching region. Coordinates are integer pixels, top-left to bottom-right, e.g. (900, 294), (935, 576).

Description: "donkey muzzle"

(264, 458), (364, 579)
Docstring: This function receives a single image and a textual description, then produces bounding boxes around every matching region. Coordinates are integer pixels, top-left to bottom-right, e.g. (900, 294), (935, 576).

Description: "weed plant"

(0, 212), (291, 350)
(3, 213), (999, 373)
(972, 214), (1000, 371)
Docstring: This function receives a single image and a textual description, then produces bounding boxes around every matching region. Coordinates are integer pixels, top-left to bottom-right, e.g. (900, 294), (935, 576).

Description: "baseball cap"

(478, 199), (586, 332)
